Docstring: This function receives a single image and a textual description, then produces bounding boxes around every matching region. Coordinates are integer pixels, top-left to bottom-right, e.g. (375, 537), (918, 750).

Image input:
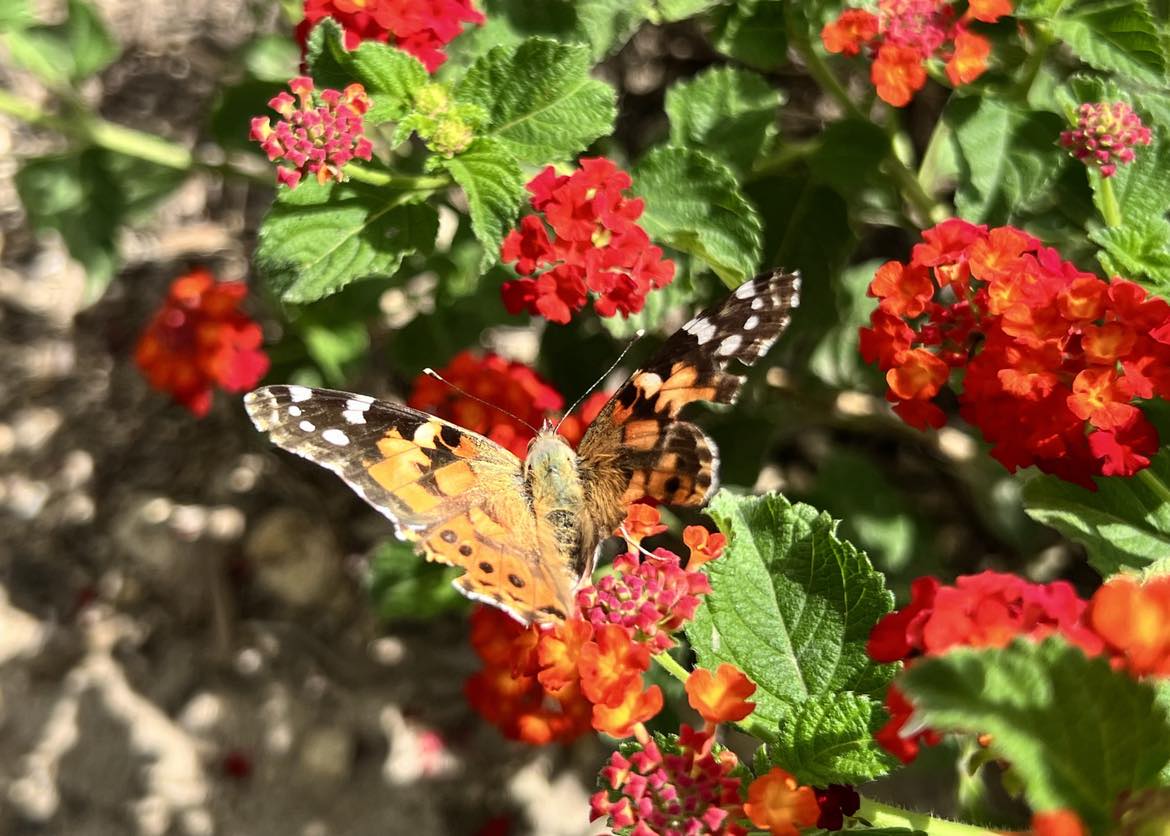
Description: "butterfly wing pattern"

(245, 268), (799, 625)
(243, 386), (580, 622)
(576, 268), (801, 543)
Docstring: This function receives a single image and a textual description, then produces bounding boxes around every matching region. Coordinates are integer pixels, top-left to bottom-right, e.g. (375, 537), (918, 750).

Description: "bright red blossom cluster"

(501, 158), (676, 323)
(869, 571), (1170, 762)
(250, 77), (373, 188)
(821, 0), (1010, 106)
(862, 220), (1170, 487)
(407, 350), (608, 456)
(1060, 101), (1153, 178)
(135, 269), (269, 417)
(296, 0), (483, 72)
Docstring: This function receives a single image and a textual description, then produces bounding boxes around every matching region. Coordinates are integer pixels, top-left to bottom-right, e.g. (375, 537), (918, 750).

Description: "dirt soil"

(0, 1), (607, 834)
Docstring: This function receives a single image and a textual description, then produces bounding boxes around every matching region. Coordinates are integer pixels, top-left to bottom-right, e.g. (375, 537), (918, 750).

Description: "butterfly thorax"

(524, 431), (584, 569)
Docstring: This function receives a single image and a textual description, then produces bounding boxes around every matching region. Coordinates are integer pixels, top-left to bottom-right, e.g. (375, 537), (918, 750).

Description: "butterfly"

(244, 269), (800, 625)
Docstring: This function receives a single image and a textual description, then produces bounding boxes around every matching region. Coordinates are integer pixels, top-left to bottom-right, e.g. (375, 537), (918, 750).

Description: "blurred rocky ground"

(0, 1), (604, 833)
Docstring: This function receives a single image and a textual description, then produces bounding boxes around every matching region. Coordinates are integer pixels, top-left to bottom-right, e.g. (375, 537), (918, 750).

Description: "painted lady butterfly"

(245, 269), (800, 625)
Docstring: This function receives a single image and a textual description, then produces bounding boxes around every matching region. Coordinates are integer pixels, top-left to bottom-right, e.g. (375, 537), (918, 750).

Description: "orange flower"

(537, 619), (593, 696)
(1058, 276), (1108, 323)
(1081, 322), (1137, 365)
(1067, 368), (1140, 431)
(1088, 575), (1170, 677)
(965, 0), (1013, 22)
(744, 767), (820, 836)
(1031, 809), (1088, 836)
(578, 624), (651, 706)
(969, 226), (1034, 282)
(592, 683), (664, 738)
(685, 663), (757, 724)
(887, 348), (949, 401)
(821, 9), (879, 56)
(871, 261), (934, 317)
(945, 29), (990, 86)
(871, 44), (927, 107)
(683, 525), (726, 569)
(619, 502), (667, 542)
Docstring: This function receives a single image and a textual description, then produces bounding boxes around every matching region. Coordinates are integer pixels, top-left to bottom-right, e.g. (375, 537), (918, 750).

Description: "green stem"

(342, 163), (450, 191)
(859, 798), (1004, 835)
(1011, 22), (1055, 103)
(783, 4), (947, 226)
(652, 651), (691, 684)
(1138, 467), (1170, 506)
(1098, 175), (1122, 228)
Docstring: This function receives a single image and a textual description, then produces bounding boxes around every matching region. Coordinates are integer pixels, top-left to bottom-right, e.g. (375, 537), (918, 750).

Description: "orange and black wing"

(245, 386), (576, 623)
(577, 269), (800, 525)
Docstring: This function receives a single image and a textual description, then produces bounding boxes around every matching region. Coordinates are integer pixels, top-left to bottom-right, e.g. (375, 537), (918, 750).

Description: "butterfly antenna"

(422, 368), (541, 435)
(555, 329), (646, 432)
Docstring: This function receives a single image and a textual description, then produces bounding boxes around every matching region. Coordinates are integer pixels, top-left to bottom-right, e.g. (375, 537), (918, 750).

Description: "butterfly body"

(245, 269), (800, 625)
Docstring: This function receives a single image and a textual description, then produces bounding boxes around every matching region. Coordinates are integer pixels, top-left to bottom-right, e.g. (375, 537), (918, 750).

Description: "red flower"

(945, 28), (990, 86)
(821, 9), (879, 55)
(872, 43), (928, 107)
(684, 525), (727, 569)
(815, 785), (861, 831)
(1061, 101), (1153, 178)
(135, 269), (269, 417)
(822, 0), (1005, 106)
(743, 767), (820, 836)
(861, 222), (1170, 485)
(500, 158), (676, 323)
(592, 726), (747, 836)
(1031, 810), (1088, 836)
(874, 683), (942, 763)
(407, 351), (563, 457)
(296, 0), (483, 72)
(619, 501), (667, 542)
(685, 663), (757, 725)
(250, 77), (373, 188)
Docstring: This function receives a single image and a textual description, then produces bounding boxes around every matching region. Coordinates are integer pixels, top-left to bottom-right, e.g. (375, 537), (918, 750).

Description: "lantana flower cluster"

(407, 351), (608, 457)
(821, 0), (1010, 106)
(465, 504), (716, 745)
(500, 158), (676, 323)
(1060, 101), (1153, 178)
(861, 220), (1170, 487)
(250, 77), (373, 189)
(295, 0), (483, 72)
(869, 571), (1170, 762)
(135, 269), (269, 417)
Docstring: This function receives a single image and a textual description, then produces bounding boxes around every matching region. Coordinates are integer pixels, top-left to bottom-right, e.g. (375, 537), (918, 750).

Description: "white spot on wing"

(751, 297), (764, 311)
(346, 399), (372, 412)
(343, 410), (367, 425)
(322, 429), (350, 446)
(685, 317), (717, 344)
(718, 334), (743, 356)
(744, 315), (759, 330)
(288, 385), (313, 403)
(299, 420), (316, 432)
(735, 281), (756, 300)
(288, 405), (302, 417)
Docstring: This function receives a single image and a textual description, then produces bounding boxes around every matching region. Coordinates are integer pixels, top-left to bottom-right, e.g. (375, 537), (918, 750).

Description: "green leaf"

(439, 137), (526, 270)
(3, 0), (119, 83)
(654, 0), (720, 21)
(1091, 224), (1170, 285)
(900, 639), (1170, 832)
(368, 540), (468, 622)
(665, 66), (782, 175)
(946, 96), (1067, 224)
(573, 0), (652, 58)
(1047, 0), (1166, 86)
(686, 491), (897, 734)
(255, 180), (439, 304)
(15, 148), (184, 302)
(709, 0), (787, 71)
(243, 34), (300, 83)
(1022, 450), (1170, 576)
(632, 147), (763, 286)
(63, 0), (118, 80)
(0, 0), (32, 31)
(454, 38), (617, 164)
(307, 20), (428, 125)
(768, 692), (897, 786)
